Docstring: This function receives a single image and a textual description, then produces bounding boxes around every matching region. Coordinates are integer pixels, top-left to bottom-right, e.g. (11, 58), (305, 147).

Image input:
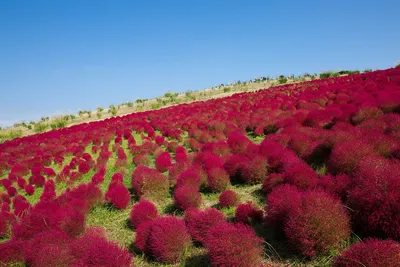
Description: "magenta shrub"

(227, 132), (251, 154)
(130, 200), (158, 228)
(262, 173), (284, 193)
(131, 165), (169, 200)
(218, 190), (239, 207)
(70, 233), (132, 267)
(317, 173), (350, 200)
(347, 157), (400, 239)
(24, 230), (72, 267)
(173, 186), (202, 211)
(206, 167), (230, 192)
(284, 190), (351, 258)
(284, 161), (318, 190)
(328, 140), (374, 174)
(146, 216), (192, 264)
(155, 152), (172, 173)
(0, 240), (25, 265)
(184, 208), (226, 244)
(176, 168), (202, 190)
(264, 184), (302, 229)
(106, 184), (131, 209)
(235, 201), (263, 224)
(333, 238), (400, 267)
(134, 220), (154, 253)
(205, 223), (264, 267)
(241, 154), (268, 184)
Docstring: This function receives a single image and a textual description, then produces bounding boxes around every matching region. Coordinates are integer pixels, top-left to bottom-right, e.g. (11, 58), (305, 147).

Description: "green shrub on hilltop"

(34, 122), (49, 133)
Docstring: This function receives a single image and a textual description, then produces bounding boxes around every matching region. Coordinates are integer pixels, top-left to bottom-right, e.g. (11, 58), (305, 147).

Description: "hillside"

(1, 70), (364, 143)
(1, 67), (400, 266)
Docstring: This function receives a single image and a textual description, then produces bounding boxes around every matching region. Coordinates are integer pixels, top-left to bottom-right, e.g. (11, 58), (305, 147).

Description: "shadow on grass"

(251, 188), (267, 206)
(125, 218), (134, 230)
(163, 202), (184, 216)
(184, 254), (210, 267)
(252, 222), (310, 264)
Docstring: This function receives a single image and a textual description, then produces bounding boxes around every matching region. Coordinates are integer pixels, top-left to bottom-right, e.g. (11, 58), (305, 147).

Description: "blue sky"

(1, 0), (399, 126)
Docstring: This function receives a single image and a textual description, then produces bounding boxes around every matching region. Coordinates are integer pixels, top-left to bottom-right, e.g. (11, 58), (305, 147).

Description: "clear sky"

(1, 0), (399, 126)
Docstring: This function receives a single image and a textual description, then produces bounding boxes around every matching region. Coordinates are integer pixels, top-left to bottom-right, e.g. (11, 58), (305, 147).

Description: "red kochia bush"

(219, 190), (239, 207)
(0, 215), (8, 237)
(284, 190), (351, 258)
(227, 131), (251, 154)
(0, 240), (25, 265)
(207, 167), (230, 192)
(184, 208), (226, 244)
(132, 165), (169, 201)
(333, 238), (400, 267)
(205, 223), (264, 267)
(176, 168), (202, 190)
(235, 201), (263, 224)
(264, 184), (302, 229)
(328, 140), (374, 174)
(173, 186), (202, 211)
(24, 230), (73, 267)
(130, 200), (158, 229)
(52, 205), (86, 238)
(240, 154), (268, 184)
(317, 173), (350, 200)
(106, 184), (131, 209)
(223, 154), (248, 179)
(78, 160), (91, 174)
(134, 220), (154, 253)
(284, 161), (318, 190)
(155, 152), (172, 173)
(347, 157), (400, 239)
(262, 173), (284, 193)
(65, 182), (104, 209)
(146, 216), (192, 264)
(70, 233), (132, 267)
(352, 106), (384, 125)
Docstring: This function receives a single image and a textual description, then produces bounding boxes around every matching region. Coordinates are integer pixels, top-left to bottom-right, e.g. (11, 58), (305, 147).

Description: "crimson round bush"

(328, 140), (374, 174)
(218, 190), (239, 207)
(284, 190), (351, 258)
(264, 184), (302, 229)
(24, 230), (72, 267)
(146, 216), (192, 264)
(53, 205), (86, 238)
(317, 173), (350, 200)
(155, 152), (172, 173)
(176, 168), (202, 190)
(130, 200), (158, 229)
(0, 215), (9, 237)
(134, 220), (154, 253)
(333, 238), (400, 267)
(235, 201), (263, 225)
(204, 223), (264, 267)
(347, 157), (400, 239)
(227, 132), (251, 154)
(184, 208), (226, 244)
(0, 240), (25, 265)
(240, 154), (268, 184)
(283, 161), (318, 190)
(206, 167), (230, 192)
(106, 184), (131, 209)
(69, 233), (132, 267)
(132, 165), (169, 201)
(173, 186), (202, 211)
(262, 173), (284, 194)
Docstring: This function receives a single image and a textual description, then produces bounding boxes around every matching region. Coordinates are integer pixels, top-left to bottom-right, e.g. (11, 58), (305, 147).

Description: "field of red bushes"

(1, 67), (400, 266)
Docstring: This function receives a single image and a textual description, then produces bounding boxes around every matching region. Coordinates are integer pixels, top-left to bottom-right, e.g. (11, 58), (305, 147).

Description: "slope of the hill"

(1, 67), (400, 266)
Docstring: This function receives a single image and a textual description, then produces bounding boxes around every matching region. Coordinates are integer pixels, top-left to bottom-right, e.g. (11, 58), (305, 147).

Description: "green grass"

(0, 129), (23, 143)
